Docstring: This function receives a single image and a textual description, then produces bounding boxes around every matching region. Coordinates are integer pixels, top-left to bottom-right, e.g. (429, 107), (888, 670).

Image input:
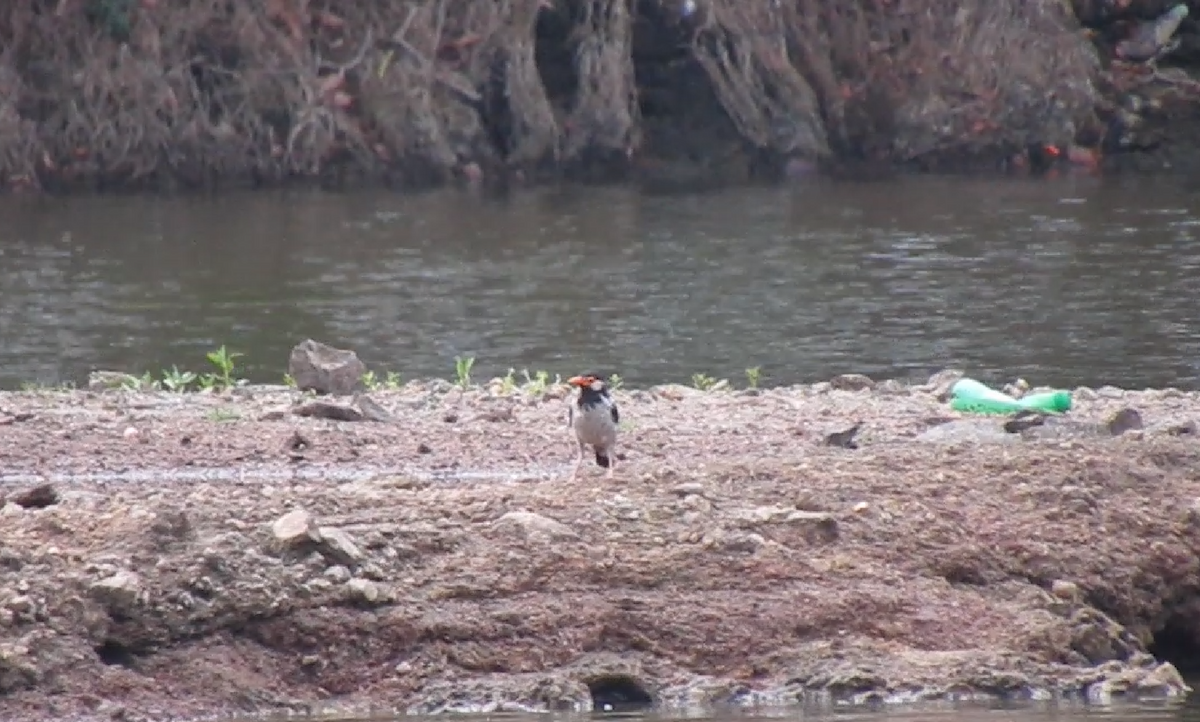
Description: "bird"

(566, 373), (619, 482)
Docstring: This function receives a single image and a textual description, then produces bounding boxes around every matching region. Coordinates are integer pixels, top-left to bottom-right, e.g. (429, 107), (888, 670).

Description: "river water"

(2, 175), (1200, 391)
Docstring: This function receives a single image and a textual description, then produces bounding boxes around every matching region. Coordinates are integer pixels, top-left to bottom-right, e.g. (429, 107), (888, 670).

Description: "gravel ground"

(1, 372), (1199, 721)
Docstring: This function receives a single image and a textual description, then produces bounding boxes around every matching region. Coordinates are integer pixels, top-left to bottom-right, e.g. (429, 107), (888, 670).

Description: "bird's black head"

(568, 372), (612, 395)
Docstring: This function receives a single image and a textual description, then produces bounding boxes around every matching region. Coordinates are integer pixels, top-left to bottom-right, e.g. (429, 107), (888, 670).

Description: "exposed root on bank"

(0, 0), (1107, 191)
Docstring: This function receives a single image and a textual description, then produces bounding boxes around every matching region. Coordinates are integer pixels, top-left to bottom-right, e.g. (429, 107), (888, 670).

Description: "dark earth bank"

(4, 0), (1200, 195)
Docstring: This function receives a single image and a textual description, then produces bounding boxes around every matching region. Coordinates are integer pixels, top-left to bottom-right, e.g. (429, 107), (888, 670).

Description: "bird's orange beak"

(567, 375), (591, 387)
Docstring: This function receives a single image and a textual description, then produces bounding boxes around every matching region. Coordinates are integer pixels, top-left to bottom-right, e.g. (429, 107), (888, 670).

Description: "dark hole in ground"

(587, 674), (654, 712)
(1149, 618), (1200, 674)
(95, 639), (140, 669)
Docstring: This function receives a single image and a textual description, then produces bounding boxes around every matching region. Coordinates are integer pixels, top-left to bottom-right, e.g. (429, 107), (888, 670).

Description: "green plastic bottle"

(949, 378), (1072, 415)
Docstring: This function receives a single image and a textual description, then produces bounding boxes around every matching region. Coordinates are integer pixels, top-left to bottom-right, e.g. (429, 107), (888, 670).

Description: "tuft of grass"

(199, 346), (244, 391)
(691, 372), (718, 391)
(121, 371), (160, 392)
(520, 368), (550, 395)
(283, 373), (297, 388)
(453, 356), (475, 389)
(500, 368), (518, 395)
(607, 373), (624, 391)
(161, 366), (197, 393)
(745, 366), (761, 389)
(361, 370), (404, 392)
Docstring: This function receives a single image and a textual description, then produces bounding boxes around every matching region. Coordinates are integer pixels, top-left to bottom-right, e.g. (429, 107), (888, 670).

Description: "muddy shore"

(1, 373), (1200, 720)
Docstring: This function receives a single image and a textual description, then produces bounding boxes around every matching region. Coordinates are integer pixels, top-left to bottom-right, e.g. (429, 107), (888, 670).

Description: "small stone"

(670, 483), (705, 497)
(1002, 378), (1030, 398)
(324, 565), (352, 583)
(305, 578), (334, 594)
(291, 402), (364, 422)
(358, 562), (387, 580)
(272, 509), (320, 547)
(90, 571), (141, 613)
(345, 578), (382, 604)
(734, 505), (790, 525)
(6, 595), (35, 616)
(1106, 408), (1143, 436)
(875, 379), (908, 396)
(1158, 419), (1198, 437)
(287, 339), (367, 396)
(925, 369), (965, 400)
(1051, 579), (1080, 601)
(705, 529), (765, 554)
(852, 501), (869, 513)
(9, 483), (58, 509)
(355, 394), (395, 422)
(301, 654), (323, 668)
(149, 507), (193, 540)
(829, 374), (875, 391)
(786, 510), (840, 541)
(96, 700), (128, 720)
(316, 527), (366, 566)
(493, 511), (578, 543)
(0, 502), (23, 517)
(122, 426), (139, 439)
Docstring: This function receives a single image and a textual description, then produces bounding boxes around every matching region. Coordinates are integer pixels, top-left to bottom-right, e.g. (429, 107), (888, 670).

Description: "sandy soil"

(1, 372), (1199, 721)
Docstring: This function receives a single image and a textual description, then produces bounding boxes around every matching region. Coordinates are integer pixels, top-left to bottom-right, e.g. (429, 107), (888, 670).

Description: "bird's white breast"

(574, 401), (617, 449)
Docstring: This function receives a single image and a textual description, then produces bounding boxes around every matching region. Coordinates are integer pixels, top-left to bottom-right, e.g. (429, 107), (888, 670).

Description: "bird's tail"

(594, 450), (611, 468)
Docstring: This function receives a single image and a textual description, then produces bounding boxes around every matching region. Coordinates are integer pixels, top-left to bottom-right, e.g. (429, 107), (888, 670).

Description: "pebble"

(829, 374), (875, 391)
(324, 565), (352, 583)
(317, 527), (366, 566)
(346, 578), (382, 604)
(1051, 579), (1080, 601)
(493, 511), (578, 542)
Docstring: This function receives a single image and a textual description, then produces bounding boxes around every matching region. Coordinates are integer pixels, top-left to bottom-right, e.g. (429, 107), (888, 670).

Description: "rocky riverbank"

(2, 373), (1200, 721)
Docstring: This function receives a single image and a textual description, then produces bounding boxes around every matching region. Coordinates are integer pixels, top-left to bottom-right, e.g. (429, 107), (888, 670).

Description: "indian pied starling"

(566, 373), (619, 481)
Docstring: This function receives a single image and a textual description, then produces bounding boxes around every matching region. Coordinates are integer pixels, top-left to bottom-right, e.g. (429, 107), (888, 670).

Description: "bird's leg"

(567, 441), (585, 483)
(605, 449), (616, 479)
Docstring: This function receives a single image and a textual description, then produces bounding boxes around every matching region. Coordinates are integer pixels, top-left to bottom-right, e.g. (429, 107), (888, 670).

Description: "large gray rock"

(287, 339), (367, 396)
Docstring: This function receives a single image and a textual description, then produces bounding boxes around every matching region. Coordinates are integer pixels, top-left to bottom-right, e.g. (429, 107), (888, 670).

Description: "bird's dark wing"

(610, 403), (620, 425)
